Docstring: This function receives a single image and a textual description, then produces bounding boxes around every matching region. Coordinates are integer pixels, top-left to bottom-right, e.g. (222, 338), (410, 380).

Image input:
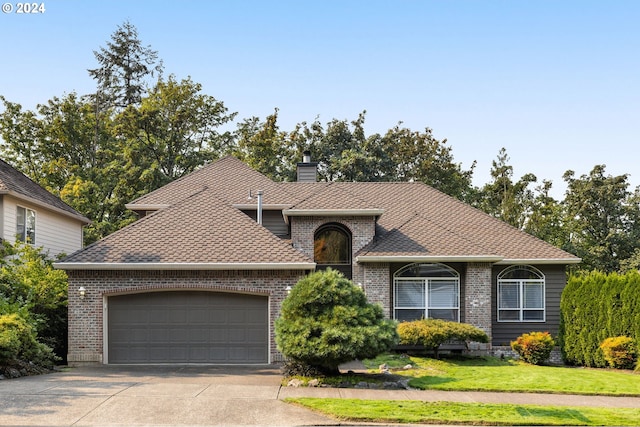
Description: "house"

(56, 155), (580, 365)
(0, 159), (89, 257)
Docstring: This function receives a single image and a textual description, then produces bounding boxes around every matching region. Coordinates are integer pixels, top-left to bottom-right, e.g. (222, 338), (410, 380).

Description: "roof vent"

(297, 150), (318, 183)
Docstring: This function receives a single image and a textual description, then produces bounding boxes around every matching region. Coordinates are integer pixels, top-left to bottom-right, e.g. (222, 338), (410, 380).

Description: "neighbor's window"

(394, 263), (460, 322)
(498, 265), (545, 322)
(16, 206), (36, 244)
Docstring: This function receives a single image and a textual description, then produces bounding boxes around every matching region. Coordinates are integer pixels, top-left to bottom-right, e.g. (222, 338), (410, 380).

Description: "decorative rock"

(403, 364), (413, 370)
(308, 378), (319, 387)
(287, 378), (303, 387)
(355, 381), (370, 389)
(378, 363), (389, 373)
(6, 368), (20, 379)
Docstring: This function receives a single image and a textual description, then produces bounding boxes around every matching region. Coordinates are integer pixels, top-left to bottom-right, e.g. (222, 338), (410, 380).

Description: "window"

(314, 223), (352, 279)
(16, 206), (36, 244)
(393, 263), (459, 322)
(498, 265), (545, 322)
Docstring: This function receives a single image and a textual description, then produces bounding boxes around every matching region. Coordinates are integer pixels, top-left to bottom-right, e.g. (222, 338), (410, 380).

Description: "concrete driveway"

(0, 365), (336, 426)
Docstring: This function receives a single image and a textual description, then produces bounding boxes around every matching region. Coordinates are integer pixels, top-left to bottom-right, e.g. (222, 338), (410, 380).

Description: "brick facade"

(290, 216), (376, 279)
(67, 269), (305, 365)
(464, 263), (493, 346)
(360, 263), (391, 317)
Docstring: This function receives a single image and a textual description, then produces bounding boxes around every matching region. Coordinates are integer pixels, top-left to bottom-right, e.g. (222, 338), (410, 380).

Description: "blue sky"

(1, 0), (638, 196)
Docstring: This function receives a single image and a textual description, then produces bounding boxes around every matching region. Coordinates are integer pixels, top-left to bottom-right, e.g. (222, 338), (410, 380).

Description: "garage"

(107, 291), (268, 364)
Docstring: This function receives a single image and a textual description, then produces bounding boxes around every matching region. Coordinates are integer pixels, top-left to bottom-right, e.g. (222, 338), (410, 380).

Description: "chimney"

(296, 150), (318, 182)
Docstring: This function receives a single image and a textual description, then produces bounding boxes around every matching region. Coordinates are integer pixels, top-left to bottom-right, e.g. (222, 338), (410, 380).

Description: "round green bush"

(398, 318), (488, 357)
(275, 269), (398, 374)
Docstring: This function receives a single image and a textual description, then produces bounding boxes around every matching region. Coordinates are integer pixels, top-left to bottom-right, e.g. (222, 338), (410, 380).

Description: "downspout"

(257, 190), (263, 225)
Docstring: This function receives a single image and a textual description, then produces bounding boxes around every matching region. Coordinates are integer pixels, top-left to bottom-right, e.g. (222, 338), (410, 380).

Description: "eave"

(53, 262), (317, 271)
(355, 255), (504, 263)
(232, 204), (293, 210)
(1, 190), (91, 224)
(124, 203), (171, 211)
(283, 209), (384, 225)
(494, 258), (582, 265)
(356, 255), (582, 265)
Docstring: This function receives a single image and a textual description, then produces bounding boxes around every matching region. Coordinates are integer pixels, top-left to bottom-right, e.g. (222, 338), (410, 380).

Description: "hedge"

(559, 270), (640, 367)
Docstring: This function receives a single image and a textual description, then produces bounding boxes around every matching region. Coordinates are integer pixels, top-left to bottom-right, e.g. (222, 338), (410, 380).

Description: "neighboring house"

(0, 159), (90, 257)
(56, 155), (580, 365)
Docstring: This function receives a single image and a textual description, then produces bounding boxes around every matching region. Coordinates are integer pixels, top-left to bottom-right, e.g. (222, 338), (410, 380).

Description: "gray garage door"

(108, 291), (268, 364)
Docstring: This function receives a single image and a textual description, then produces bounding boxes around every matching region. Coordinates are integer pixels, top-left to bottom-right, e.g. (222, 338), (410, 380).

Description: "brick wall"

(66, 269), (305, 365)
(361, 263), (391, 317)
(464, 263), (493, 346)
(290, 216), (376, 278)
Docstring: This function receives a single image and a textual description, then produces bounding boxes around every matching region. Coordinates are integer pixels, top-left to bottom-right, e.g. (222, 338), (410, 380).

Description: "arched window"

(314, 223), (351, 279)
(497, 265), (545, 322)
(393, 263), (459, 322)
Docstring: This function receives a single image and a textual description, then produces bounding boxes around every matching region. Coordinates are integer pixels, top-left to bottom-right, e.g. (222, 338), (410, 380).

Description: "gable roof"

(58, 188), (314, 270)
(329, 182), (578, 264)
(126, 156), (294, 210)
(58, 155), (580, 268)
(0, 159), (90, 223)
(283, 183), (384, 218)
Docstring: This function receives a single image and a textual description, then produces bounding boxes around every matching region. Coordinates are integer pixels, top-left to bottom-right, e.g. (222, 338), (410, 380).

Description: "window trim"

(393, 263), (460, 322)
(497, 265), (545, 323)
(16, 205), (36, 244)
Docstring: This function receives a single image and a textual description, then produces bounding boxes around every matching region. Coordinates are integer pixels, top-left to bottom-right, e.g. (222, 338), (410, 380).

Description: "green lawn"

(287, 398), (640, 426)
(364, 354), (640, 396)
(285, 355), (640, 426)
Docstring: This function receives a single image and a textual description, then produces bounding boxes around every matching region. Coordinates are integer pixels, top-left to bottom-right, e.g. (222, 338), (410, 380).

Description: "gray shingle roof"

(62, 188), (313, 267)
(0, 159), (90, 223)
(60, 155), (579, 267)
(128, 156), (294, 208)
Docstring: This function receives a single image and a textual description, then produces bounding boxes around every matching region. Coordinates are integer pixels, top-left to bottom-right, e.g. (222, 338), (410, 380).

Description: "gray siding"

(241, 210), (289, 237)
(491, 264), (567, 346)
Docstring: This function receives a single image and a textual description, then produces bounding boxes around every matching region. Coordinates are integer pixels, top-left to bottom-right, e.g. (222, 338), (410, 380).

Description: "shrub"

(275, 269), (398, 374)
(0, 241), (68, 361)
(397, 318), (488, 358)
(0, 313), (32, 363)
(511, 331), (555, 365)
(0, 312), (57, 368)
(560, 270), (640, 367)
(600, 336), (637, 369)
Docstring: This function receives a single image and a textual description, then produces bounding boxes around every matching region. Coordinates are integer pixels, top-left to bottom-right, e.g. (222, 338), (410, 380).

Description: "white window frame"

(393, 263), (460, 322)
(16, 205), (36, 244)
(497, 265), (545, 322)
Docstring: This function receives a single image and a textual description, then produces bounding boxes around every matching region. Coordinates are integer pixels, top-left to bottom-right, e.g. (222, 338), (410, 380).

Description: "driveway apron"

(0, 365), (335, 426)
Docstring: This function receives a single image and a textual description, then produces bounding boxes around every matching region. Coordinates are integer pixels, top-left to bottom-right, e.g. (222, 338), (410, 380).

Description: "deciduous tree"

(562, 165), (640, 272)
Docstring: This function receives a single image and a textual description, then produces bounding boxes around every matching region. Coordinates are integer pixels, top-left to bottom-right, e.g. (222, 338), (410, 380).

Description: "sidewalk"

(275, 360), (640, 409)
(279, 385), (640, 408)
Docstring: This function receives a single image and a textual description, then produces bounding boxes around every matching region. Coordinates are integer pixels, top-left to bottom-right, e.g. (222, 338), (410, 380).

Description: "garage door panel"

(108, 291), (268, 364)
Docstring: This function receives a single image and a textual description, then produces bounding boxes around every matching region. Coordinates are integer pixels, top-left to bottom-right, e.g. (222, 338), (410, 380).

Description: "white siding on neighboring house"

(2, 195), (84, 257)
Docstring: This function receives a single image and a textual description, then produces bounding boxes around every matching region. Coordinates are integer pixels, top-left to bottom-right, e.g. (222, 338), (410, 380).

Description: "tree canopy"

(1, 20), (639, 273)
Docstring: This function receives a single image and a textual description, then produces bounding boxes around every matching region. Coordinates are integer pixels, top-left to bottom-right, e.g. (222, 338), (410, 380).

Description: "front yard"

(366, 354), (640, 395)
(286, 354), (640, 426)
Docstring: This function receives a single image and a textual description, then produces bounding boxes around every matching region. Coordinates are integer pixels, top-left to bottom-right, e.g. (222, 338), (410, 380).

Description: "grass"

(287, 398), (640, 426)
(364, 353), (640, 396)
(284, 354), (640, 425)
